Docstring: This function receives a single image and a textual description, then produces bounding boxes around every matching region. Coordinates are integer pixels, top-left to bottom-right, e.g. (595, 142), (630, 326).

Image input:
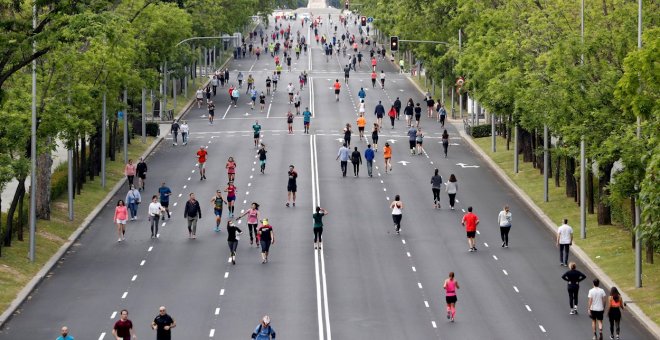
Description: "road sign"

(367, 17), (373, 23)
(118, 111), (124, 119)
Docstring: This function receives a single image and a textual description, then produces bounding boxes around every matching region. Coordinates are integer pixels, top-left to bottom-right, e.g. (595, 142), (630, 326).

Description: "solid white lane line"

(220, 289), (225, 296)
(412, 266), (416, 272)
(267, 103), (272, 118)
(131, 275), (137, 282)
(121, 292), (128, 299)
(98, 333), (106, 340)
(215, 308), (220, 315)
(431, 321), (437, 328)
(224, 272), (229, 279)
(148, 246), (153, 252)
(539, 325), (546, 333)
(525, 305), (532, 312)
(424, 301), (429, 308)
(513, 286), (519, 293)
(493, 255), (498, 260)
(209, 328), (215, 337)
(502, 269), (508, 276)
(140, 260), (145, 266)
(110, 311), (117, 319)
(320, 247), (332, 340)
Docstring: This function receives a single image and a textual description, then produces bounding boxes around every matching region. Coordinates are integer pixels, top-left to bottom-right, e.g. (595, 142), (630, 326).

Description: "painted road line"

(539, 325), (546, 333)
(98, 333), (106, 340)
(209, 328), (215, 337)
(140, 260), (145, 266)
(431, 321), (437, 328)
(220, 289), (225, 296)
(513, 286), (519, 293)
(484, 242), (489, 247)
(406, 252), (411, 257)
(311, 134), (330, 340)
(493, 255), (498, 260)
(131, 275), (137, 282)
(148, 246), (153, 252)
(215, 308), (220, 315)
(401, 239), (406, 244)
(412, 266), (416, 272)
(525, 305), (532, 312)
(222, 105), (231, 119)
(224, 272), (229, 279)
(424, 301), (429, 308)
(502, 269), (508, 276)
(121, 292), (127, 299)
(110, 311), (117, 319)
(418, 282), (423, 289)
(267, 103), (272, 118)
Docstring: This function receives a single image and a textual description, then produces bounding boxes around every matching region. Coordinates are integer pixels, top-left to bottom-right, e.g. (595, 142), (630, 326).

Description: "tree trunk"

(80, 136), (87, 185)
(597, 162), (613, 225)
(531, 129), (538, 168)
(506, 116), (511, 151)
(646, 243), (654, 264)
(17, 188), (25, 241)
(631, 196), (636, 250)
(587, 164), (595, 214)
(521, 129), (533, 162)
(555, 153), (561, 187)
(35, 148), (52, 220)
(4, 177), (26, 247)
(566, 157), (577, 200)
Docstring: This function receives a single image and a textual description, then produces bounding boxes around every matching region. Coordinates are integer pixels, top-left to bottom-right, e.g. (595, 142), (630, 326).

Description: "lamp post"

(28, 2), (37, 262)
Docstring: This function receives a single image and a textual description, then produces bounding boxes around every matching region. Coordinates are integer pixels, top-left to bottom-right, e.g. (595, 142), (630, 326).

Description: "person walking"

(207, 101), (215, 125)
(170, 120), (180, 146)
(383, 142), (392, 173)
(390, 195), (403, 234)
(151, 306), (176, 340)
(336, 143), (350, 177)
(136, 158), (147, 191)
(211, 190), (227, 232)
(498, 205), (512, 247)
(443, 272), (460, 322)
(286, 111), (294, 134)
(438, 104), (447, 127)
(148, 195), (165, 239)
(303, 107), (312, 134)
(374, 101), (385, 130)
(125, 185), (141, 221)
(371, 124), (379, 151)
(446, 174), (458, 210)
(251, 315), (276, 339)
(226, 220), (242, 265)
(333, 79), (341, 101)
(286, 165), (297, 207)
(364, 144), (375, 177)
(124, 159), (136, 189)
(431, 169), (442, 209)
(56, 326), (74, 340)
(158, 182), (172, 220)
(114, 200), (128, 242)
(607, 287), (625, 340)
(184, 193), (202, 239)
(588, 278), (607, 340)
(343, 123), (352, 147)
(258, 219), (275, 263)
(196, 88), (204, 108)
(462, 206), (479, 252)
(313, 206), (328, 249)
(387, 105), (396, 129)
(442, 129), (449, 158)
(237, 202), (261, 246)
(226, 157), (237, 182)
(407, 126), (417, 155)
(561, 262), (587, 315)
(393, 97), (402, 120)
(351, 147), (362, 177)
(557, 218), (573, 266)
(180, 120), (189, 145)
(112, 309), (135, 340)
(196, 146), (208, 180)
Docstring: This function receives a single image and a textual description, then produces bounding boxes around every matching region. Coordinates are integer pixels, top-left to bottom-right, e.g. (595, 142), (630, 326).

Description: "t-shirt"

(303, 110), (312, 122)
(462, 212), (479, 232)
(557, 224), (573, 244)
(408, 128), (417, 141)
(153, 314), (174, 340)
(313, 212), (325, 228)
(383, 146), (391, 158)
(113, 319), (133, 340)
(226, 161), (236, 174)
(258, 149), (267, 161)
(56, 336), (74, 340)
(588, 287), (607, 311)
(158, 186), (171, 203)
(498, 210), (512, 227)
(357, 116), (366, 127)
(226, 185), (236, 198)
(258, 225), (273, 242)
(333, 82), (341, 90)
(288, 170), (298, 185)
(197, 149), (208, 163)
(253, 124), (262, 134)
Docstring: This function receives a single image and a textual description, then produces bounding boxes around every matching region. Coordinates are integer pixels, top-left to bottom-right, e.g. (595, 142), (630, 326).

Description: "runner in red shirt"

(333, 79), (341, 102)
(196, 146), (208, 180)
(112, 309), (135, 340)
(461, 206), (480, 252)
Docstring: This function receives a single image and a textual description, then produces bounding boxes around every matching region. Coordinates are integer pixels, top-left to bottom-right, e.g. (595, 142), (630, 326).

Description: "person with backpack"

(251, 315), (276, 339)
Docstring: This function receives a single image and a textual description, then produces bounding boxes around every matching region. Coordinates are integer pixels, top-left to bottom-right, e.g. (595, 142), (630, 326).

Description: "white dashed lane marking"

(121, 291), (127, 299)
(513, 286), (519, 293)
(131, 275), (137, 282)
(525, 305), (532, 312)
(140, 260), (145, 266)
(215, 308), (220, 315)
(502, 269), (508, 276)
(110, 311), (117, 319)
(539, 325), (546, 333)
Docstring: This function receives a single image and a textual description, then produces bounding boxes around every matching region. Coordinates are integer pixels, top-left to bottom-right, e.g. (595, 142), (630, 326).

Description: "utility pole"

(123, 89), (128, 165)
(580, 0), (587, 239)
(28, 2), (37, 262)
(101, 93), (106, 188)
(141, 88), (146, 144)
(635, 0), (642, 288)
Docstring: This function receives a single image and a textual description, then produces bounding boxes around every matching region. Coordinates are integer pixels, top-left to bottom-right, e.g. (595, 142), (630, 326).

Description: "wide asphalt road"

(0, 5), (654, 340)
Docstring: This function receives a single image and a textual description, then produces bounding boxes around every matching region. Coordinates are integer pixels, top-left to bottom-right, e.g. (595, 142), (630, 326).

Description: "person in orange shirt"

(371, 71), (377, 88)
(356, 114), (366, 140)
(383, 142), (392, 173)
(333, 79), (341, 101)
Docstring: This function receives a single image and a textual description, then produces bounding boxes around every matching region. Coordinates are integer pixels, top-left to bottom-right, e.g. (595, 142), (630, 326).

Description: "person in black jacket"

(136, 158), (147, 191)
(351, 147), (362, 177)
(184, 193), (202, 239)
(562, 262), (587, 315)
(393, 97), (401, 120)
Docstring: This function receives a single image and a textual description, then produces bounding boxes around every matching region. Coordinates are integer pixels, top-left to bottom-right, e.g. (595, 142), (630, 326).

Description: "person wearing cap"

(226, 220), (242, 265)
(258, 219), (275, 263)
(251, 315), (276, 339)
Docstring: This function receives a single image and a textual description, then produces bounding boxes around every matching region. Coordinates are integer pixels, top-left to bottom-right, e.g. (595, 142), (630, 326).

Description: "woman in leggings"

(390, 195), (403, 234)
(607, 287), (625, 339)
(446, 174), (458, 210)
(431, 169), (443, 209)
(561, 262), (587, 315)
(237, 202), (260, 247)
(312, 206), (328, 249)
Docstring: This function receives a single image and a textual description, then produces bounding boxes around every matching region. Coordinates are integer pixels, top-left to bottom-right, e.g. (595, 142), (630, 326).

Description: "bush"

(471, 124), (492, 138)
(50, 163), (68, 200)
(145, 122), (160, 137)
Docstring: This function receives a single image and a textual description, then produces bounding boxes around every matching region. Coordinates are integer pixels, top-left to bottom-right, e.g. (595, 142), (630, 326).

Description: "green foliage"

(145, 122), (160, 137)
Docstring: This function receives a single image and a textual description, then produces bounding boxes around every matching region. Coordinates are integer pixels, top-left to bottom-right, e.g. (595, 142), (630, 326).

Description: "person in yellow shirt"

(356, 114), (366, 140)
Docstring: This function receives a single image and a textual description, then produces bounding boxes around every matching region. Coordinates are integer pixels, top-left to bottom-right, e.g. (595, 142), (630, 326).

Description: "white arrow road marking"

(387, 139), (396, 144)
(397, 160), (410, 166)
(456, 163), (480, 168)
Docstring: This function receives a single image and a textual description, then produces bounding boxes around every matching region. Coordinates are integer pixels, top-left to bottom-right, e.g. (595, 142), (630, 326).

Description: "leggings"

(314, 227), (323, 242)
(352, 162), (360, 175)
(432, 188), (441, 203)
(448, 193), (456, 207)
(500, 226), (511, 245)
(228, 241), (238, 255)
(608, 308), (621, 336)
(567, 284), (579, 309)
(248, 224), (258, 242)
(127, 175), (134, 188)
(392, 214), (402, 231)
(390, 116), (395, 127)
(187, 217), (198, 235)
(150, 214), (160, 236)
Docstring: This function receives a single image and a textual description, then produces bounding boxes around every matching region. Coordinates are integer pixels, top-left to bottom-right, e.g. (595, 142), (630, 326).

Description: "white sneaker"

(117, 238), (122, 242)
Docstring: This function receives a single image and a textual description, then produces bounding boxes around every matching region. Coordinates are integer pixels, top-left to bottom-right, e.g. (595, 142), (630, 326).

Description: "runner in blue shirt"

(358, 87), (366, 101)
(302, 107), (312, 134)
(158, 183), (172, 220)
(364, 144), (375, 177)
(253, 120), (262, 148)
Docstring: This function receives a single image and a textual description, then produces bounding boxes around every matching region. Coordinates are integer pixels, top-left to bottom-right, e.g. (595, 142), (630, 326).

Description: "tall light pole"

(28, 2), (37, 262)
(579, 0), (587, 239)
(101, 93), (106, 188)
(634, 0), (642, 289)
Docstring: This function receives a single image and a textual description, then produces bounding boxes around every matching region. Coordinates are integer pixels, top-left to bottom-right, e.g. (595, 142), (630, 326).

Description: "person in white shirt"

(358, 99), (366, 115)
(195, 89), (204, 108)
(498, 205), (512, 248)
(445, 174), (458, 210)
(556, 218), (573, 266)
(587, 278), (607, 340)
(287, 83), (295, 103)
(148, 195), (165, 239)
(180, 120), (189, 145)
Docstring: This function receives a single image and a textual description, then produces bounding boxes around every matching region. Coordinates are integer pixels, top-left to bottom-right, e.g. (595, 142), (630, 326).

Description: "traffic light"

(360, 16), (367, 26)
(390, 36), (399, 52)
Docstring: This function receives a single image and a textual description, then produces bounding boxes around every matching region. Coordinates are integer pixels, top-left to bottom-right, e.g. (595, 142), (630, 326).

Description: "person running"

(313, 206), (328, 249)
(286, 165), (297, 207)
(438, 103), (447, 127)
(259, 91), (266, 112)
(211, 190), (227, 232)
(387, 105), (396, 129)
(371, 124), (379, 151)
(272, 73), (279, 92)
(343, 123), (352, 147)
(225, 181), (237, 218)
(226, 157), (237, 182)
(258, 143), (267, 174)
(303, 107), (312, 134)
(383, 142), (392, 173)
(293, 91), (301, 114)
(336, 143), (350, 177)
(231, 87), (240, 108)
(333, 79), (341, 101)
(431, 169), (443, 209)
(351, 147), (362, 177)
(286, 111), (294, 134)
(148, 195), (165, 239)
(250, 88), (258, 110)
(226, 220), (242, 265)
(414, 102), (422, 127)
(184, 193), (202, 239)
(462, 206), (479, 252)
(196, 146), (207, 180)
(426, 96), (435, 118)
(358, 99), (366, 116)
(252, 315), (276, 339)
(266, 76), (272, 95)
(135, 158), (147, 191)
(607, 287), (625, 340)
(498, 205), (512, 247)
(404, 100), (414, 127)
(258, 219), (275, 263)
(180, 120), (189, 145)
(442, 129), (450, 158)
(344, 64), (350, 83)
(588, 278), (607, 340)
(390, 195), (403, 234)
(379, 70), (385, 89)
(356, 114), (366, 140)
(237, 202), (261, 246)
(416, 128), (424, 155)
(125, 185), (141, 221)
(151, 306), (176, 340)
(408, 126), (417, 155)
(557, 218), (573, 266)
(253, 120), (262, 148)
(158, 182), (172, 220)
(443, 272), (460, 322)
(112, 309), (135, 340)
(562, 262), (587, 315)
(446, 174), (458, 209)
(287, 83), (294, 104)
(207, 101), (215, 125)
(247, 74), (255, 93)
(364, 144), (375, 177)
(374, 101), (385, 130)
(358, 87), (366, 101)
(124, 159), (136, 190)
(114, 200), (128, 242)
(370, 70), (377, 88)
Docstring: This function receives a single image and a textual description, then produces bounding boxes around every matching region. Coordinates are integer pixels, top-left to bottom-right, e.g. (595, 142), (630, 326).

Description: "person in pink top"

(114, 200), (128, 242)
(124, 159), (136, 189)
(237, 202), (261, 247)
(226, 157), (237, 182)
(443, 271), (460, 322)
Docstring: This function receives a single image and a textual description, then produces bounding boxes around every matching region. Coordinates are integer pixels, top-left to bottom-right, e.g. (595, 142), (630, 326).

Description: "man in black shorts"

(286, 165), (297, 207)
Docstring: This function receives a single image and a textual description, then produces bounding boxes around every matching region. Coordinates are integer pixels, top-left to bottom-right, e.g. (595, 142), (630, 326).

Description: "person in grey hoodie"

(431, 169), (443, 209)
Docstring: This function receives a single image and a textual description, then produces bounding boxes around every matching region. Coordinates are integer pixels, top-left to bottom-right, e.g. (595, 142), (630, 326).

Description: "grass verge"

(473, 136), (659, 325)
(0, 137), (156, 313)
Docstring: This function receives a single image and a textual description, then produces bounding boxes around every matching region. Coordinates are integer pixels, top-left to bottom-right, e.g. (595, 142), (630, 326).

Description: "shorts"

(358, 126), (364, 132)
(304, 121), (310, 126)
(376, 114), (383, 119)
(227, 196), (236, 202)
(260, 240), (271, 252)
(417, 141), (423, 146)
(445, 296), (457, 304)
(160, 201), (169, 208)
(254, 133), (260, 139)
(287, 184), (297, 192)
(138, 173), (146, 180)
(466, 231), (476, 238)
(116, 219), (127, 225)
(260, 160), (266, 167)
(214, 209), (223, 217)
(590, 310), (604, 321)
(415, 114), (421, 121)
(334, 89), (340, 94)
(198, 162), (206, 170)
(295, 102), (300, 108)
(409, 141), (416, 149)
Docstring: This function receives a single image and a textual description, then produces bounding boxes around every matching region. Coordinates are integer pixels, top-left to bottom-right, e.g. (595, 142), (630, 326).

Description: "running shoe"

(450, 317), (454, 322)
(473, 247), (478, 251)
(447, 311), (451, 319)
(293, 202), (295, 207)
(569, 310), (576, 315)
(232, 258), (236, 265)
(214, 227), (219, 232)
(469, 248), (473, 252)
(118, 238), (122, 242)
(502, 242), (506, 248)
(286, 203), (290, 207)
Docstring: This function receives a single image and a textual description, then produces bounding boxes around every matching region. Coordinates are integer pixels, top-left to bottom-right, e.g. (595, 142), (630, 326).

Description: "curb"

(0, 56), (234, 329)
(456, 128), (660, 339)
